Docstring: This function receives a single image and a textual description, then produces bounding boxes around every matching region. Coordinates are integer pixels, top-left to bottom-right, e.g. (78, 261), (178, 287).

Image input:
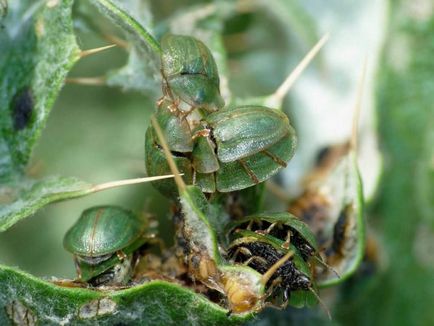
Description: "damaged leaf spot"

(5, 300), (37, 326)
(11, 88), (34, 131)
(78, 298), (117, 319)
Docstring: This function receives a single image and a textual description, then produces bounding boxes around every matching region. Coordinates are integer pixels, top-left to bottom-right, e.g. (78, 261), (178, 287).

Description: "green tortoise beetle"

(63, 205), (153, 286)
(193, 105), (296, 192)
(145, 104), (296, 196)
(160, 34), (225, 114)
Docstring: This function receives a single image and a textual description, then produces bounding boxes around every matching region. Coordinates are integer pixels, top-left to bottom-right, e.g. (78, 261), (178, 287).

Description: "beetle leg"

(116, 250), (127, 261)
(238, 159), (259, 184)
(231, 246), (252, 262)
(179, 105), (197, 121)
(262, 150), (287, 167)
(255, 222), (278, 235)
(246, 220), (254, 231)
(168, 98), (180, 114)
(263, 293), (289, 310)
(261, 276), (282, 300)
(281, 230), (292, 249)
(156, 96), (165, 107)
(191, 128), (211, 142)
(192, 168), (197, 185)
(243, 255), (268, 267)
(73, 256), (82, 280)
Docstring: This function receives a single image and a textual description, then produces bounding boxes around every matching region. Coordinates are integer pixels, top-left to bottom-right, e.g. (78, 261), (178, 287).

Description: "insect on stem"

(268, 33), (330, 107)
(350, 57), (368, 155)
(79, 44), (117, 59)
(151, 117), (186, 192)
(260, 250), (294, 286)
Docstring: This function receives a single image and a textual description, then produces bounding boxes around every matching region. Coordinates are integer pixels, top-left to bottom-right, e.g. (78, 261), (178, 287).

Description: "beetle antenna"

(267, 33), (329, 107)
(65, 77), (106, 86)
(90, 175), (180, 193)
(151, 117), (186, 192)
(314, 256), (340, 279)
(308, 286), (331, 320)
(79, 44), (117, 59)
(260, 250), (294, 286)
(350, 57), (368, 155)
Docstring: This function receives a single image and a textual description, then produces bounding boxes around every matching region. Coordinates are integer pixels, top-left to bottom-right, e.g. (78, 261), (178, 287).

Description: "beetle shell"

(63, 206), (146, 257)
(161, 34), (224, 111)
(145, 122), (194, 198)
(206, 106), (294, 162)
(197, 105), (296, 192)
(145, 104), (296, 196)
(154, 102), (193, 153)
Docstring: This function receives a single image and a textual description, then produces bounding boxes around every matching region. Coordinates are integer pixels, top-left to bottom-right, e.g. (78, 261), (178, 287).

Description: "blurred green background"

(1, 0), (433, 325)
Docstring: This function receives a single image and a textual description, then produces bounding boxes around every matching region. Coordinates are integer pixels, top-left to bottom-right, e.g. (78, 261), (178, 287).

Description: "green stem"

(95, 0), (162, 54)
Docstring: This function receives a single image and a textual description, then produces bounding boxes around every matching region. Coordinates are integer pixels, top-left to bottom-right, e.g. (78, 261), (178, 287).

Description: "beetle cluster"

(61, 34), (358, 318)
(145, 35), (296, 197)
(143, 34), (320, 314)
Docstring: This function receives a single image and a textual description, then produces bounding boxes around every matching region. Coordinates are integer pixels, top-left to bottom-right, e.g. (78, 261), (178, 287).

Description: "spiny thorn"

(151, 117), (186, 192)
(90, 174), (180, 193)
(261, 250), (294, 286)
(102, 34), (129, 49)
(350, 57), (368, 154)
(65, 77), (106, 86)
(268, 33), (330, 107)
(80, 44), (117, 58)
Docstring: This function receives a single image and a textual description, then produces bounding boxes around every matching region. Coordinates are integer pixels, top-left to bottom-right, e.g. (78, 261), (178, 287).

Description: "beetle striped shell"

(161, 34), (224, 112)
(64, 206), (146, 257)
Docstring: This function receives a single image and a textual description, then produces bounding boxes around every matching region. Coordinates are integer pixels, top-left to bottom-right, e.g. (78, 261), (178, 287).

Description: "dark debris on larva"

(12, 87), (34, 131)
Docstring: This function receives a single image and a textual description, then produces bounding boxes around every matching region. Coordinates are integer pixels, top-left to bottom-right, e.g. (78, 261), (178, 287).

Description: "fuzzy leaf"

(0, 174), (175, 232)
(0, 176), (91, 232)
(0, 0), (79, 180)
(0, 265), (247, 325)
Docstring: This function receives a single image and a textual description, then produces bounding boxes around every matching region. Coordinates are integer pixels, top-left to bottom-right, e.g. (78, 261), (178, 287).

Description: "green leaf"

(299, 149), (365, 287)
(0, 0), (79, 180)
(0, 176), (91, 232)
(0, 264), (248, 325)
(0, 174), (176, 232)
(90, 0), (161, 93)
(321, 151), (364, 287)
